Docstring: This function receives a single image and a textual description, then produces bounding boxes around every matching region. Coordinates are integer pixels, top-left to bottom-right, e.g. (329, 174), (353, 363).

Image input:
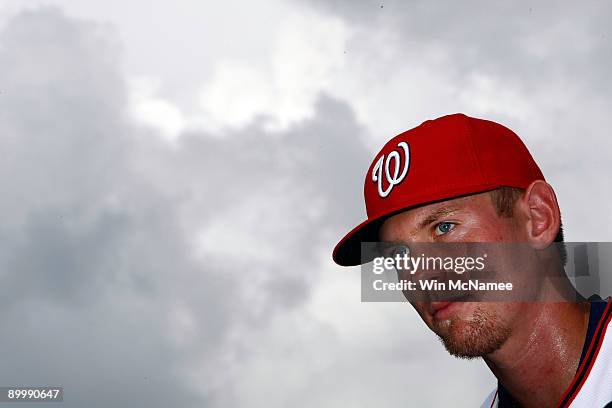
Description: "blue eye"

(380, 244), (410, 259)
(390, 245), (410, 258)
(435, 222), (455, 236)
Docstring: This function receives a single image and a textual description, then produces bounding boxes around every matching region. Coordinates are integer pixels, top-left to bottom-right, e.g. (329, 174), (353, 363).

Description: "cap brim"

(332, 215), (388, 266)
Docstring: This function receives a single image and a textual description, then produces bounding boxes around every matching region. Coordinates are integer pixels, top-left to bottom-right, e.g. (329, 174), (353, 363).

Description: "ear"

(518, 180), (561, 249)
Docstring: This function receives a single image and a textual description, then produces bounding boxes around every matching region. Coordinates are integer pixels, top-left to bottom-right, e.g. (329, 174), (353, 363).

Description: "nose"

(396, 243), (472, 303)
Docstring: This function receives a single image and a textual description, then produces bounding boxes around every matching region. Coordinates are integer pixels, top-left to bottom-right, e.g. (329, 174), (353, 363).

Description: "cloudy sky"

(0, 1), (610, 407)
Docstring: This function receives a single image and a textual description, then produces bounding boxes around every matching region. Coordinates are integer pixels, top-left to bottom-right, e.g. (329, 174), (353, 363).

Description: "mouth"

(429, 294), (470, 320)
(430, 302), (453, 319)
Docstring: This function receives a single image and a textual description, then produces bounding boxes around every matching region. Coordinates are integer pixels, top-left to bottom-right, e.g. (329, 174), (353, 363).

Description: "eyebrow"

(417, 206), (459, 230)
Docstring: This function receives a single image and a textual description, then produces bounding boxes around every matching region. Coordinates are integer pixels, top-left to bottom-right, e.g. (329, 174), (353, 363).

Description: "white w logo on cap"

(371, 141), (410, 198)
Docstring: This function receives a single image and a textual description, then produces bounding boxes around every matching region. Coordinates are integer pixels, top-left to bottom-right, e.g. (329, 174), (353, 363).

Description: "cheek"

(460, 217), (520, 242)
(484, 302), (521, 323)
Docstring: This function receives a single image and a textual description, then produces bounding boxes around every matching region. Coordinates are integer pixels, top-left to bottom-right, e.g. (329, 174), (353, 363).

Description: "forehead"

(379, 191), (498, 241)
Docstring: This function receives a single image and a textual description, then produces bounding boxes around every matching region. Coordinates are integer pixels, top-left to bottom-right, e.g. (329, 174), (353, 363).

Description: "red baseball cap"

(332, 113), (545, 266)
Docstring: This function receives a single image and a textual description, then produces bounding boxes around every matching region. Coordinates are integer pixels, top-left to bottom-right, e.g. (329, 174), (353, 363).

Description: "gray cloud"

(0, 7), (204, 407)
(300, 0), (612, 82)
(0, 6), (375, 407)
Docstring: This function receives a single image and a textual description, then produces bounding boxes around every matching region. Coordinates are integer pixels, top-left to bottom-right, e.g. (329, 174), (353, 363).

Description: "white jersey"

(482, 299), (612, 408)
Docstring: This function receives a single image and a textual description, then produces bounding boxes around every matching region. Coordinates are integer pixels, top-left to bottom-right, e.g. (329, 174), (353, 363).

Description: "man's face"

(379, 191), (529, 358)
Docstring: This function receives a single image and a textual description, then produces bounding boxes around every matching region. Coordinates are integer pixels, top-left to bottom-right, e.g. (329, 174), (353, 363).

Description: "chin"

(433, 306), (511, 359)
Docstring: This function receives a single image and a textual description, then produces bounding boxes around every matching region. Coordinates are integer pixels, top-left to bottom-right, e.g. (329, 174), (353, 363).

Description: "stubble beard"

(433, 306), (511, 359)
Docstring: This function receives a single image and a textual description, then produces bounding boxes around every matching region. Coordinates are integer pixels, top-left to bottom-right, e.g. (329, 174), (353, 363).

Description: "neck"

(483, 301), (590, 408)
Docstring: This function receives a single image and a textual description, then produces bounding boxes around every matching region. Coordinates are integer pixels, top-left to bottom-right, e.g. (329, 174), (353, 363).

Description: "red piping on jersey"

(489, 389), (498, 408)
(555, 300), (612, 408)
